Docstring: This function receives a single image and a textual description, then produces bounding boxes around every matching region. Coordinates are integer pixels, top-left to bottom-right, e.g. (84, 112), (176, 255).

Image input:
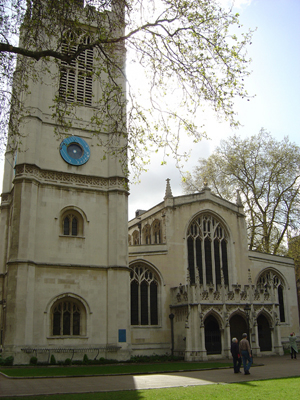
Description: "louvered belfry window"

(59, 36), (93, 106)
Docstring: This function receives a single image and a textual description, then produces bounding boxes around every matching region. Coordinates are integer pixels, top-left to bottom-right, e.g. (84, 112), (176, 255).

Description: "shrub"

(4, 356), (14, 366)
(64, 358), (72, 365)
(83, 354), (89, 364)
(30, 356), (38, 365)
(50, 355), (56, 365)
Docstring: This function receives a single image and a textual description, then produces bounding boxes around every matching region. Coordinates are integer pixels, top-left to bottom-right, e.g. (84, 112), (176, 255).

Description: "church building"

(128, 180), (299, 360)
(0, 1), (299, 364)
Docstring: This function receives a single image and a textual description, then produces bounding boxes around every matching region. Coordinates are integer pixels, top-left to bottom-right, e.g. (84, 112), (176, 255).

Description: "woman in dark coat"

(231, 337), (242, 373)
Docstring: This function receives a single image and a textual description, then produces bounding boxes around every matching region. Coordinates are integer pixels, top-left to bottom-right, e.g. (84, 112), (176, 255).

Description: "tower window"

(59, 36), (93, 106)
(63, 214), (78, 236)
(52, 298), (85, 336)
(60, 208), (84, 237)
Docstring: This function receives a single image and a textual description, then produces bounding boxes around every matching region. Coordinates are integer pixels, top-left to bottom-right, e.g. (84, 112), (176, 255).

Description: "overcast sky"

(128, 0), (300, 219)
(1, 0), (299, 221)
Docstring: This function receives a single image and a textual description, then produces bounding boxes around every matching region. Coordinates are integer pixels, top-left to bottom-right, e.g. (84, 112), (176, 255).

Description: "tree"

(0, 0), (253, 178)
(287, 236), (300, 322)
(183, 130), (300, 255)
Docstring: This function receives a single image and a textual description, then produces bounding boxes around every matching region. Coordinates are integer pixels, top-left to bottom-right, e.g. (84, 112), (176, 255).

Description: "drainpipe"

(169, 313), (175, 356)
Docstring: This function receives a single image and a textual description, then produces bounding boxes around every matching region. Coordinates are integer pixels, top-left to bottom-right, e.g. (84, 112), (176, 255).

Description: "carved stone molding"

(14, 164), (128, 191)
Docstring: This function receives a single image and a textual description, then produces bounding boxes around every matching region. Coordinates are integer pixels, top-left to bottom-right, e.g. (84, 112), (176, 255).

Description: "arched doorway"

(205, 315), (221, 354)
(230, 314), (248, 342)
(257, 314), (272, 351)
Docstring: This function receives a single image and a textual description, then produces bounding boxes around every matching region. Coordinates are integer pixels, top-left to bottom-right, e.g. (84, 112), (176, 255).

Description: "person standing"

(231, 337), (242, 373)
(239, 333), (252, 375)
(289, 332), (298, 359)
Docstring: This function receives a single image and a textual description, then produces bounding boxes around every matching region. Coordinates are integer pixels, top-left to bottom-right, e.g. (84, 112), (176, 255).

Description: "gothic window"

(52, 298), (85, 336)
(132, 230), (140, 245)
(187, 214), (229, 287)
(130, 263), (159, 326)
(61, 209), (84, 237)
(63, 214), (78, 236)
(143, 224), (151, 244)
(59, 36), (93, 106)
(152, 219), (161, 244)
(258, 270), (286, 322)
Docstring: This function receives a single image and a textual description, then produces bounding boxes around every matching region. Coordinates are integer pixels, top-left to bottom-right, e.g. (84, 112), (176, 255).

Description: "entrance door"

(205, 315), (221, 354)
(257, 314), (272, 351)
(230, 314), (248, 342)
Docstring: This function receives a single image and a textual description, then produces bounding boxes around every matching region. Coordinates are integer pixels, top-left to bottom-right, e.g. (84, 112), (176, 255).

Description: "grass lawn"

(0, 377), (299, 400)
(0, 361), (231, 377)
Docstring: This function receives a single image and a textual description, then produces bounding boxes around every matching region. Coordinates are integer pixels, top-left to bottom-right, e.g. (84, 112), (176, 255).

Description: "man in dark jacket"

(230, 337), (242, 373)
(239, 333), (252, 375)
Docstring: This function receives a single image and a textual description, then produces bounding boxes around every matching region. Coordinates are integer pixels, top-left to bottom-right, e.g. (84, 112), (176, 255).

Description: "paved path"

(0, 356), (299, 397)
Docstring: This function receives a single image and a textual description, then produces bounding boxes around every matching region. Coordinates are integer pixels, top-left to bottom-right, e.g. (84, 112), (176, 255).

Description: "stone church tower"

(0, 1), (130, 363)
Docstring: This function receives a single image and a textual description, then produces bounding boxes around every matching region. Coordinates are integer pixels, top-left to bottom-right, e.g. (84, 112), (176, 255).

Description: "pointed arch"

(129, 261), (162, 326)
(256, 268), (287, 323)
(186, 212), (230, 287)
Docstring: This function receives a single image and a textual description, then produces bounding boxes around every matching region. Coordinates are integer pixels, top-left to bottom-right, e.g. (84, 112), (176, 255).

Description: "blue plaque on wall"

(118, 329), (126, 343)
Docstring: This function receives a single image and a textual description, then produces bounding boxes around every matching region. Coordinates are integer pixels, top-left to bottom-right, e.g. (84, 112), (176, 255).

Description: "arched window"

(51, 297), (86, 336)
(143, 224), (151, 244)
(130, 263), (159, 326)
(258, 270), (286, 322)
(152, 219), (161, 244)
(132, 230), (140, 245)
(187, 214), (229, 287)
(63, 214), (78, 236)
(61, 209), (84, 237)
(59, 36), (93, 106)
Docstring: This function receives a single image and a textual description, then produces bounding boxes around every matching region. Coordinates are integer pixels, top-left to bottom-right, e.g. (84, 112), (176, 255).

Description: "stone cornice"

(14, 163), (128, 192)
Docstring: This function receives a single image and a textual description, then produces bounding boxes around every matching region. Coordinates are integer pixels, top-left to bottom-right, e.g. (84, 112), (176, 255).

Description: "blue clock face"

(60, 136), (90, 166)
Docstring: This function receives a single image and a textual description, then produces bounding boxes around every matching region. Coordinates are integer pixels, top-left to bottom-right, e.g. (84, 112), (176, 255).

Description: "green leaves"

(1, 0), (253, 179)
(183, 129), (300, 255)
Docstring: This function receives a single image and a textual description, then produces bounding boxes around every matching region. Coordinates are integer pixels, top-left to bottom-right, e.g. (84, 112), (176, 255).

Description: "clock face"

(60, 136), (90, 166)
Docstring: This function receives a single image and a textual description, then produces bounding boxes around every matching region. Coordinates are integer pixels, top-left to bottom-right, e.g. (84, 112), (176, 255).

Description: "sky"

(127, 0), (300, 219)
(0, 0), (300, 221)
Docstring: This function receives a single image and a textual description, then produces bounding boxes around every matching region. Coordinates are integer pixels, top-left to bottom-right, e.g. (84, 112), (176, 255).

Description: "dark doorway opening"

(205, 315), (221, 355)
(230, 314), (248, 342)
(257, 314), (272, 351)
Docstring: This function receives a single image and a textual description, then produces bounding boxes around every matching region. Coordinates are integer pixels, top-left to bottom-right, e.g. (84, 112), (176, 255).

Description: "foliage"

(50, 354), (56, 365)
(64, 358), (72, 365)
(0, 355), (14, 366)
(0, 0), (253, 178)
(29, 356), (38, 365)
(183, 130), (300, 254)
(83, 354), (89, 364)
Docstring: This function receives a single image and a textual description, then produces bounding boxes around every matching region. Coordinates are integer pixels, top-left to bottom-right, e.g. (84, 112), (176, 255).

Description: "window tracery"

(257, 270), (285, 322)
(143, 224), (151, 244)
(187, 214), (229, 287)
(130, 263), (159, 326)
(61, 208), (84, 237)
(52, 298), (85, 336)
(152, 219), (161, 244)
